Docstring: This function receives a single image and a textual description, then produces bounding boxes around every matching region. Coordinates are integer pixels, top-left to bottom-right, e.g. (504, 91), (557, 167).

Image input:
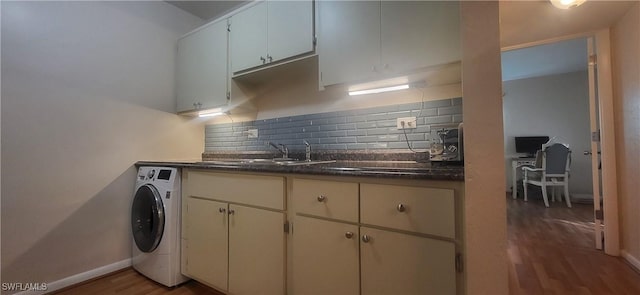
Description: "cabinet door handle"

(345, 231), (354, 239)
(397, 203), (406, 212)
(267, 54), (273, 62)
(228, 209), (235, 215)
(317, 195), (326, 202)
(218, 207), (226, 214)
(371, 65), (377, 72)
(361, 235), (371, 243)
(260, 56), (266, 64)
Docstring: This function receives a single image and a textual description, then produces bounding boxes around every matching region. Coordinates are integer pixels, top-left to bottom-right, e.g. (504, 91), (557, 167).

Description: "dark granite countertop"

(135, 158), (464, 181)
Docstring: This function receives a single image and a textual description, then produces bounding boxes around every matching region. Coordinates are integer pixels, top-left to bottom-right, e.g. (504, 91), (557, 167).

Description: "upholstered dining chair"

(522, 143), (572, 208)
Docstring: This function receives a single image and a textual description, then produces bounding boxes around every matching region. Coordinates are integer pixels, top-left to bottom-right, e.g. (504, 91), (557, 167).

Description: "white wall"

(461, 2), (507, 294)
(1, 1), (204, 290)
(612, 2), (640, 268)
(503, 71), (593, 198)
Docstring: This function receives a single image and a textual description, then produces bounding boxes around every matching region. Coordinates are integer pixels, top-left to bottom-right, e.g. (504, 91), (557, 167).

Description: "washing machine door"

(131, 184), (165, 253)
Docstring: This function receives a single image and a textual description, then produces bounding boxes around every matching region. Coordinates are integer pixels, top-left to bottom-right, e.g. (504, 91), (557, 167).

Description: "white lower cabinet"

(360, 227), (456, 295)
(292, 178), (459, 295)
(293, 218), (456, 295)
(185, 197), (228, 289)
(228, 205), (285, 295)
(185, 197), (285, 294)
(182, 170), (286, 295)
(183, 172), (460, 295)
(293, 216), (360, 295)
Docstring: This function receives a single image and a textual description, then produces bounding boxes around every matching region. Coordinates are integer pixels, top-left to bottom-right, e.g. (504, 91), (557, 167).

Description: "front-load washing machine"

(131, 166), (188, 287)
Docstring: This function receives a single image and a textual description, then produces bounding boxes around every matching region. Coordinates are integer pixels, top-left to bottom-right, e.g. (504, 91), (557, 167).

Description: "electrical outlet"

(397, 117), (417, 129)
(247, 129), (258, 138)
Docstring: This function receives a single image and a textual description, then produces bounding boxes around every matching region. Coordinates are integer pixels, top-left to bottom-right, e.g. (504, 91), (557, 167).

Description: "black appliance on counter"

(430, 123), (463, 163)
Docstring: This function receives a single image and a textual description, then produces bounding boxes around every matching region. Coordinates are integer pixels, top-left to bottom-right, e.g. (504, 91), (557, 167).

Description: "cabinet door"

(228, 205), (285, 295)
(267, 0), (314, 63)
(230, 2), (268, 73)
(380, 1), (460, 74)
(184, 197), (228, 291)
(317, 0), (380, 86)
(176, 20), (228, 113)
(360, 183), (455, 239)
(293, 216), (359, 295)
(360, 227), (456, 295)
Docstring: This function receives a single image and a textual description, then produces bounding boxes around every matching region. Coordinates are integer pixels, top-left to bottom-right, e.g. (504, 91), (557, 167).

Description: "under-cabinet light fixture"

(348, 84), (410, 96)
(198, 108), (224, 118)
(549, 0), (586, 9)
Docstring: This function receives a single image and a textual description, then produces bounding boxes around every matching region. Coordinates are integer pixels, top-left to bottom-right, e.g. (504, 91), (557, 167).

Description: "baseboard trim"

(622, 250), (640, 273)
(14, 258), (131, 295)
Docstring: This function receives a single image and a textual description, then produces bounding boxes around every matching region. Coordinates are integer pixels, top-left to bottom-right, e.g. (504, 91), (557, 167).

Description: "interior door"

(587, 37), (604, 250)
(587, 32), (620, 255)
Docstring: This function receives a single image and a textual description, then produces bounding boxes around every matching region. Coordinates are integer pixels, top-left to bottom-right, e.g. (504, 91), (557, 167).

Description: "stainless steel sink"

(274, 160), (337, 166)
(200, 158), (336, 166)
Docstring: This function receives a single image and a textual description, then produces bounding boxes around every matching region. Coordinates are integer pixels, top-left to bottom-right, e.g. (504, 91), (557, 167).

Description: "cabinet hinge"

(227, 23), (231, 32)
(595, 209), (604, 220)
(592, 130), (601, 142)
(455, 253), (463, 273)
(284, 221), (290, 234)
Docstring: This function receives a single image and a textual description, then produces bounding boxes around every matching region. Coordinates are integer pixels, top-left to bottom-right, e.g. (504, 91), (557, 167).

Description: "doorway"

(501, 33), (619, 254)
(502, 37), (593, 204)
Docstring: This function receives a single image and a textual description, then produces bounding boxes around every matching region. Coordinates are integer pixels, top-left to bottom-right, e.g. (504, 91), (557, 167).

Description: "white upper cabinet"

(229, 2), (268, 73)
(380, 1), (460, 75)
(176, 20), (229, 113)
(230, 0), (314, 74)
(267, 1), (314, 64)
(317, 0), (380, 87)
(318, 1), (461, 87)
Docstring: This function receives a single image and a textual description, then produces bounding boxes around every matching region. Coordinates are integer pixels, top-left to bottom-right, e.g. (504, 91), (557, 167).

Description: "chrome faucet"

(267, 141), (289, 159)
(304, 140), (311, 161)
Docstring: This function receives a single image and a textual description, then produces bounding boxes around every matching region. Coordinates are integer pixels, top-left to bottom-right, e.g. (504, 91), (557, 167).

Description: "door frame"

(501, 29), (620, 256)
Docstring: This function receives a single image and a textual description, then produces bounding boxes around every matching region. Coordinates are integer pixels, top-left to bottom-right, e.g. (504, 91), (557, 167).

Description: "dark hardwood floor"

(508, 195), (640, 295)
(52, 195), (640, 295)
(51, 268), (222, 295)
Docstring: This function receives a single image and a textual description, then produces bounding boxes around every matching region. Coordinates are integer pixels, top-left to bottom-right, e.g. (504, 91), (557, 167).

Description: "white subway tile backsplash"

(205, 98), (462, 151)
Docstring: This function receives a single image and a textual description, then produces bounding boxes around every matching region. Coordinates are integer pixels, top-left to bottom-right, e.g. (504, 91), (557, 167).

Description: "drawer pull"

(397, 203), (407, 212)
(361, 235), (371, 243)
(317, 195), (326, 202)
(228, 209), (235, 215)
(218, 207), (226, 214)
(345, 231), (354, 239)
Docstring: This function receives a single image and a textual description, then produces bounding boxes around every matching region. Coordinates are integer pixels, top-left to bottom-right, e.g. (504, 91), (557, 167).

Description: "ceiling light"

(549, 0), (586, 9)
(198, 108), (225, 118)
(348, 84), (410, 96)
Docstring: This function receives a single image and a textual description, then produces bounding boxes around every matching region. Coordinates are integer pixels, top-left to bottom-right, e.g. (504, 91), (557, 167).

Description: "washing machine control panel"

(157, 169), (172, 180)
(137, 167), (175, 182)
